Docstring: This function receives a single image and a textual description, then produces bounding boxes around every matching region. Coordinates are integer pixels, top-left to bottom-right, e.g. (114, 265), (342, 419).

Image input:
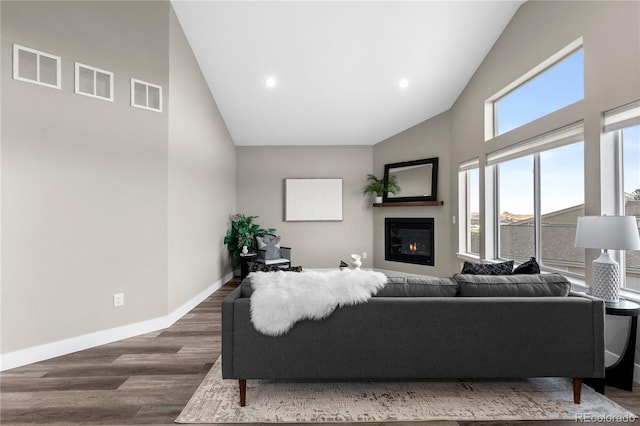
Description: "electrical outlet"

(113, 293), (124, 307)
(362, 251), (368, 259)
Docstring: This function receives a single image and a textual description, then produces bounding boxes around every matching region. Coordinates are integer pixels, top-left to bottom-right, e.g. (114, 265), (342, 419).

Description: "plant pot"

(374, 196), (383, 204)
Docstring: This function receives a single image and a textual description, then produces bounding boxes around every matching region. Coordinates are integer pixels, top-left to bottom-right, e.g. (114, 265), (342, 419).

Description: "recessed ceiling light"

(265, 77), (277, 88)
(398, 78), (409, 89)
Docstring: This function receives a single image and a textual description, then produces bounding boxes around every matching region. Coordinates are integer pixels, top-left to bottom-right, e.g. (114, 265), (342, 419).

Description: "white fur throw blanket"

(249, 269), (387, 336)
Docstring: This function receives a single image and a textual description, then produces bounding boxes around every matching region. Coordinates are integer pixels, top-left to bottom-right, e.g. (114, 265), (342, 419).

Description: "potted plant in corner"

(363, 174), (401, 204)
(224, 214), (275, 268)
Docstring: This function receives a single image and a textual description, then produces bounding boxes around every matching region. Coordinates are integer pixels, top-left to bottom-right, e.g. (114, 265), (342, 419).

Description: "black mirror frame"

(382, 157), (438, 203)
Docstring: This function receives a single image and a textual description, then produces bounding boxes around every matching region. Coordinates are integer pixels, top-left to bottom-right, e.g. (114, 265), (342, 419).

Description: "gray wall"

(1, 1), (235, 355)
(236, 146), (373, 269)
(167, 8), (236, 312)
(372, 112), (453, 277)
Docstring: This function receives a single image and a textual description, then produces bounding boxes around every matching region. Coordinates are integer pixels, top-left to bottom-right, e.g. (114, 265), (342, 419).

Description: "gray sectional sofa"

(222, 272), (605, 406)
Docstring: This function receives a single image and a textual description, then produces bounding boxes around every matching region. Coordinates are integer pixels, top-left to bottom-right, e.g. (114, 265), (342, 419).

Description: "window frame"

(75, 62), (114, 102)
(484, 38), (583, 141)
(603, 100), (640, 294)
(458, 159), (480, 257)
(488, 124), (585, 278)
(130, 78), (163, 112)
(13, 44), (61, 90)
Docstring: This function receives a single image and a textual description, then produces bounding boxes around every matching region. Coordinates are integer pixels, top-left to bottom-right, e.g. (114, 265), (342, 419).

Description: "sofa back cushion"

(375, 276), (458, 297)
(454, 273), (571, 297)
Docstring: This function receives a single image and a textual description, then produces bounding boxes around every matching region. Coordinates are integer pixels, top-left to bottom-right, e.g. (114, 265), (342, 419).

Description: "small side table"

(604, 299), (639, 391)
(239, 252), (257, 280)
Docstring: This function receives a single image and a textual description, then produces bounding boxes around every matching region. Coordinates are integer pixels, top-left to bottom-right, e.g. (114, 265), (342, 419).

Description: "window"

(13, 44), (61, 89)
(604, 101), (640, 293)
(485, 39), (583, 139)
(75, 63), (114, 102)
(539, 142), (585, 274)
(459, 159), (480, 255)
(497, 155), (534, 262)
(131, 78), (162, 112)
(489, 124), (585, 275)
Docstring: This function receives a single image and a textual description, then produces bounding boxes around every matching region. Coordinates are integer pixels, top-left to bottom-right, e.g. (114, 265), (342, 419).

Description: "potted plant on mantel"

(224, 214), (275, 267)
(362, 174), (401, 204)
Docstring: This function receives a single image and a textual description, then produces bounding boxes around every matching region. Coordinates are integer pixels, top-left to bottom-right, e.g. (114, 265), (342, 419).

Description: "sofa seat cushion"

(454, 273), (571, 297)
(375, 276), (459, 297)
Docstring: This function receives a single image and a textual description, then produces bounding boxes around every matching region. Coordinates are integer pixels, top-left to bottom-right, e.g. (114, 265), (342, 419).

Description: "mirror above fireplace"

(383, 157), (438, 203)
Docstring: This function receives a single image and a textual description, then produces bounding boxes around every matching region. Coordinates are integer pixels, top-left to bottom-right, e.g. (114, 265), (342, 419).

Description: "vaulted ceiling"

(171, 1), (524, 146)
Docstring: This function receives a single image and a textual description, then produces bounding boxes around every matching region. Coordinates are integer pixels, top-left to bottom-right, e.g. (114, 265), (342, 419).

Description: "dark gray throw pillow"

(513, 257), (541, 274)
(461, 260), (514, 275)
(454, 273), (571, 297)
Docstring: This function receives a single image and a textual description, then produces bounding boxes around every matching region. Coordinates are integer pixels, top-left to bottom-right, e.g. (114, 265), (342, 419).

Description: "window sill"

(456, 253), (481, 262)
(544, 276), (640, 304)
(620, 291), (640, 303)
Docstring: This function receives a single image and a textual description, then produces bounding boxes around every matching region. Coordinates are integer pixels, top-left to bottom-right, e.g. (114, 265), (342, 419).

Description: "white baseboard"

(0, 272), (233, 372)
(605, 349), (640, 383)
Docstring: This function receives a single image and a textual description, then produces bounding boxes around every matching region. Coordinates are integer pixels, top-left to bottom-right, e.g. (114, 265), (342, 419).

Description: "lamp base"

(590, 251), (620, 303)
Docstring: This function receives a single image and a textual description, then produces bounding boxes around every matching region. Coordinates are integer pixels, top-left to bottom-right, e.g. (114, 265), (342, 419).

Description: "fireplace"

(385, 218), (434, 266)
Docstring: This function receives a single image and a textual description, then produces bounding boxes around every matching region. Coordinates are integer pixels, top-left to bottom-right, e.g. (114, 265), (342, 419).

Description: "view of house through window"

(498, 155), (535, 262)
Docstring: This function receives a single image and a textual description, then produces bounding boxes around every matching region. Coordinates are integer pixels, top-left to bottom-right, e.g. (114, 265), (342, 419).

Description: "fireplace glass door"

(385, 218), (434, 266)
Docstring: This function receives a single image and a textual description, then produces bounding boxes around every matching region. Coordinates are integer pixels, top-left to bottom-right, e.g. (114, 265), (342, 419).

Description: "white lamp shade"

(575, 215), (640, 250)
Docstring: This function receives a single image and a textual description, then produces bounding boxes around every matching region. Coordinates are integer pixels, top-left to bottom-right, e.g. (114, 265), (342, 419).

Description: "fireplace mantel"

(373, 201), (443, 207)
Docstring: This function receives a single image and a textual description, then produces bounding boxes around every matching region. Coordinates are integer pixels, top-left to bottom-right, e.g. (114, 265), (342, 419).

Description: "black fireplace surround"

(385, 218), (434, 266)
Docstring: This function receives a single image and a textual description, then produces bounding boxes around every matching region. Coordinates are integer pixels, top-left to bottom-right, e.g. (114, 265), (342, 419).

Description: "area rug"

(176, 357), (637, 424)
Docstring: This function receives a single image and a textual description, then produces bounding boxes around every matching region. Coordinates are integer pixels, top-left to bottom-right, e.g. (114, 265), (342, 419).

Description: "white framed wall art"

(285, 178), (343, 222)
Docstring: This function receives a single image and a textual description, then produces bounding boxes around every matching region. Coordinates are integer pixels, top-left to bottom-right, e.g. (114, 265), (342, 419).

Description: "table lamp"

(575, 215), (640, 303)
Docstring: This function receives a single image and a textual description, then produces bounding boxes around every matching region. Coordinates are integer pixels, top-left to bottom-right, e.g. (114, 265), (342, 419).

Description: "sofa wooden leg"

(573, 378), (582, 404)
(239, 379), (246, 407)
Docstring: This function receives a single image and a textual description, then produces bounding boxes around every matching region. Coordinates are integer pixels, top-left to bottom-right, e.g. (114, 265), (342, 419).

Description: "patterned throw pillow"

(461, 260), (514, 275)
(513, 257), (541, 274)
(247, 262), (301, 273)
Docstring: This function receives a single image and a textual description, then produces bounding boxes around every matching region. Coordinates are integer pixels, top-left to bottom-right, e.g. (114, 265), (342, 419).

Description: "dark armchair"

(252, 233), (291, 268)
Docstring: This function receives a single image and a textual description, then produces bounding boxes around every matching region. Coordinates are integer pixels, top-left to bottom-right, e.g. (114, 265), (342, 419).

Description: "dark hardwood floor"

(1, 278), (638, 425)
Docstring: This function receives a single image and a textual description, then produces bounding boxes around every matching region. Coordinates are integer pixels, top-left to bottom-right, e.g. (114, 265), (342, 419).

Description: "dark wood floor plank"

(0, 376), (127, 392)
(1, 277), (638, 425)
